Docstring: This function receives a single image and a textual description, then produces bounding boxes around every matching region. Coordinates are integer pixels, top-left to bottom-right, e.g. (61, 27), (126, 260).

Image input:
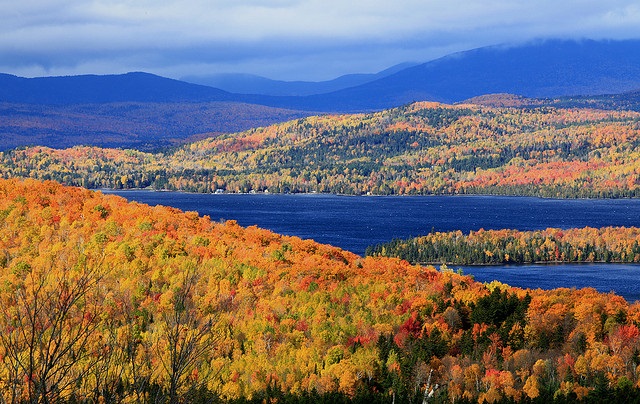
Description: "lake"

(459, 263), (640, 302)
(104, 191), (640, 301)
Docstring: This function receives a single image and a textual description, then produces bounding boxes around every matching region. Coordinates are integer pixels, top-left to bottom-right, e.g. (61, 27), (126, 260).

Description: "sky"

(2, 0), (640, 81)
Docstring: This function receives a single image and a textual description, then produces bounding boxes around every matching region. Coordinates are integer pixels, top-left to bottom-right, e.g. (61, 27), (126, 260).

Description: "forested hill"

(0, 101), (313, 151)
(0, 72), (318, 151)
(366, 227), (640, 265)
(3, 39), (640, 151)
(3, 100), (640, 198)
(0, 72), (234, 104)
(466, 90), (640, 112)
(2, 177), (640, 402)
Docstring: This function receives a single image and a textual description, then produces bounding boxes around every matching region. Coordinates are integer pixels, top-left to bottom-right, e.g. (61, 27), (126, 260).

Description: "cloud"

(1, 0), (640, 80)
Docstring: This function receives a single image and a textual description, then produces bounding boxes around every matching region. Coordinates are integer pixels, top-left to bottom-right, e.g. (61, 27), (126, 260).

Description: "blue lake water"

(104, 191), (640, 301)
(459, 263), (640, 302)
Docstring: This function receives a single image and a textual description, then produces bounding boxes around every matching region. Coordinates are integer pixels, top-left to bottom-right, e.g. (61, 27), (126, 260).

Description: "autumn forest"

(366, 227), (640, 265)
(2, 100), (640, 198)
(0, 178), (640, 403)
(2, 97), (640, 403)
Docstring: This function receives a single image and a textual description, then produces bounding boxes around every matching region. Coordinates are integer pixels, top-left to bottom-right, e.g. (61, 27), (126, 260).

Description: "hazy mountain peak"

(180, 62), (419, 96)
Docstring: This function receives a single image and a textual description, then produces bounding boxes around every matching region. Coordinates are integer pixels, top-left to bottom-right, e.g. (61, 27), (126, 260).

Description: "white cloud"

(1, 0), (640, 79)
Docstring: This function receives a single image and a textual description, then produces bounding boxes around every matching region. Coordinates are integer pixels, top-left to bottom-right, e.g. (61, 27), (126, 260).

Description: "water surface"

(104, 191), (640, 301)
(458, 263), (640, 302)
(105, 192), (640, 255)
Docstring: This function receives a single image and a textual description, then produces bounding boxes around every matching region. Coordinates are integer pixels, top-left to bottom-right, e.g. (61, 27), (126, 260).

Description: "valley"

(3, 37), (640, 403)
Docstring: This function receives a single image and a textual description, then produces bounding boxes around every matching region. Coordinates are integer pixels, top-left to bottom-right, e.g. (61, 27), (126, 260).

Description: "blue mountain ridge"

(3, 39), (640, 112)
(179, 62), (419, 96)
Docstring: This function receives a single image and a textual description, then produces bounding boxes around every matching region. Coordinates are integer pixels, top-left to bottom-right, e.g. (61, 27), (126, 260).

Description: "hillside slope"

(465, 90), (640, 112)
(302, 39), (640, 110)
(0, 72), (321, 150)
(0, 72), (234, 104)
(367, 227), (640, 265)
(4, 101), (640, 198)
(0, 178), (639, 402)
(0, 101), (313, 151)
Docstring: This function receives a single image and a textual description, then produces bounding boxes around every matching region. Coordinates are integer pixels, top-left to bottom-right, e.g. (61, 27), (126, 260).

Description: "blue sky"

(2, 0), (640, 81)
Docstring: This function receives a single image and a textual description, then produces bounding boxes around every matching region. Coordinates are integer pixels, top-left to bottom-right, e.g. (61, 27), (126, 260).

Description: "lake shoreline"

(414, 260), (640, 267)
(99, 187), (640, 201)
(106, 190), (640, 301)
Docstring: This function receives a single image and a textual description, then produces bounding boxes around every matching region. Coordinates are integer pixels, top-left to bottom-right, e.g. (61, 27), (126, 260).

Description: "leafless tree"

(156, 265), (220, 404)
(0, 255), (105, 404)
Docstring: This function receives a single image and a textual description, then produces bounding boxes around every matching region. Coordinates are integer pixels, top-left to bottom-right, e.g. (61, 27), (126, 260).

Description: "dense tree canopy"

(0, 178), (639, 402)
(366, 227), (640, 265)
(3, 101), (640, 197)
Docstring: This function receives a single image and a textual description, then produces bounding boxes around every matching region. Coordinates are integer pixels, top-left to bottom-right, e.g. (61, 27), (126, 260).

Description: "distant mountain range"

(286, 38), (640, 110)
(180, 62), (418, 96)
(4, 39), (640, 111)
(3, 38), (640, 150)
(0, 72), (234, 104)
